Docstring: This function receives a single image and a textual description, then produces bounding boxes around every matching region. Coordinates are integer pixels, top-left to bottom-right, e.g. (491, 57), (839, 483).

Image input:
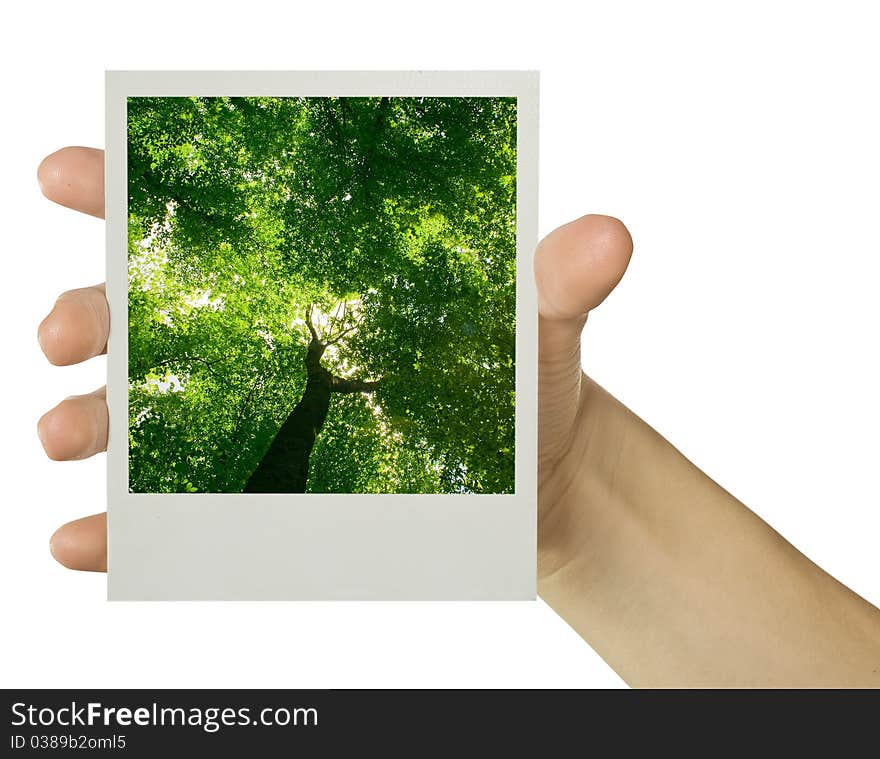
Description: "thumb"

(535, 214), (633, 472)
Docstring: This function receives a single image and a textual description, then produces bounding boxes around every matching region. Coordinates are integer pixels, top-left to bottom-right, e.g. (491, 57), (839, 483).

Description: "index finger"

(37, 147), (105, 218)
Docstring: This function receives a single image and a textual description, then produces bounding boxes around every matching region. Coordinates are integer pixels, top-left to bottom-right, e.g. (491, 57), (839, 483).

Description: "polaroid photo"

(105, 71), (538, 600)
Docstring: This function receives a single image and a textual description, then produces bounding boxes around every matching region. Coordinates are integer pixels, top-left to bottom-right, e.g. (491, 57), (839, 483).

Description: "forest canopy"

(127, 95), (517, 494)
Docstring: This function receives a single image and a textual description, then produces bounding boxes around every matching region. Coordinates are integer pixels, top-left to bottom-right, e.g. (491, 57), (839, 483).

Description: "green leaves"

(128, 96), (516, 494)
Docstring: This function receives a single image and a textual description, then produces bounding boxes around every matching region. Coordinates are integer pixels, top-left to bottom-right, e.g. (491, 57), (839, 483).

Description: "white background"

(1, 1), (877, 688)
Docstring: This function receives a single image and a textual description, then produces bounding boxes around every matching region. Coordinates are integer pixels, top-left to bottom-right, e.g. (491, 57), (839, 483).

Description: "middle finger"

(38, 387), (108, 461)
(38, 284), (109, 366)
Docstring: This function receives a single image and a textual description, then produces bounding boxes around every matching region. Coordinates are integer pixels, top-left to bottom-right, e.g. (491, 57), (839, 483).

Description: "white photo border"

(106, 71), (538, 600)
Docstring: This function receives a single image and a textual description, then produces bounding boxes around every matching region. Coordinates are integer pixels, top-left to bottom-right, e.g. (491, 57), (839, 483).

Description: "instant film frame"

(106, 71), (538, 600)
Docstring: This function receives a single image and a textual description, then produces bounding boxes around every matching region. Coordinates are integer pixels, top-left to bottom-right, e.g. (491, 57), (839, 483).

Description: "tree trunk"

(243, 338), (380, 493)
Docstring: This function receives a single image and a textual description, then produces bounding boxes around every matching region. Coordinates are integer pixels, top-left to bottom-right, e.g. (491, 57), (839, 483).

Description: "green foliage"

(128, 96), (517, 493)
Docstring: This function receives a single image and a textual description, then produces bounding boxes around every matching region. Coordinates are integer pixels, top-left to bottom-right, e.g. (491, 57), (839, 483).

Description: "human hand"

(37, 146), (634, 574)
(37, 147), (109, 571)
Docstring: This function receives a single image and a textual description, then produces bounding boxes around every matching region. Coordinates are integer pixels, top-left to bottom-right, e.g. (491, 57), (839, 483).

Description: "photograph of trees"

(128, 96), (516, 494)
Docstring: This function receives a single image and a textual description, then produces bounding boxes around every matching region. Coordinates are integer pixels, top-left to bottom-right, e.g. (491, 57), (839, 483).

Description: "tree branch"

(328, 300), (345, 340)
(305, 303), (320, 343)
(324, 324), (357, 346)
(138, 353), (222, 379)
(331, 375), (383, 394)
